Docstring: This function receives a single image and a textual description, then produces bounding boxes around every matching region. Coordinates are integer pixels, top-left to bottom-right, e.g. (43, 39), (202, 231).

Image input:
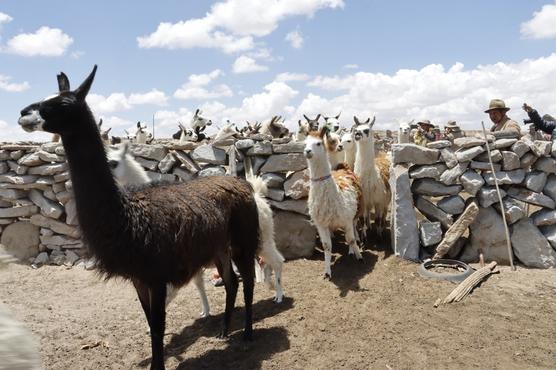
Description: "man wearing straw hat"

(414, 119), (436, 146)
(485, 99), (520, 134)
(444, 120), (465, 141)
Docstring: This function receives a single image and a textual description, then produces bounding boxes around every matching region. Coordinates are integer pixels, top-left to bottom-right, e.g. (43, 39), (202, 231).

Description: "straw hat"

(484, 99), (510, 113)
(445, 120), (459, 128)
(417, 119), (434, 128)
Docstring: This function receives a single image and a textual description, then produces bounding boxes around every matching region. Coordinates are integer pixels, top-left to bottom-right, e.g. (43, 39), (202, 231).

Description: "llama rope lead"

(480, 121), (515, 271)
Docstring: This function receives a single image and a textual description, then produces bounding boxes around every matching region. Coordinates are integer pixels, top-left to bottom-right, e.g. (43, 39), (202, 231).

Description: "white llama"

(338, 132), (356, 170)
(106, 143), (210, 317)
(353, 116), (391, 236)
(304, 128), (363, 278)
(134, 122), (153, 144)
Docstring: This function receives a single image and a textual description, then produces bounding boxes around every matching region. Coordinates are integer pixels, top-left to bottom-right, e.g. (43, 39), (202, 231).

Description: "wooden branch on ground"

(435, 261), (498, 306)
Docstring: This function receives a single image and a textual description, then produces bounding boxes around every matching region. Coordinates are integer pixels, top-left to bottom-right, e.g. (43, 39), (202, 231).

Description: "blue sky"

(1, 0), (556, 140)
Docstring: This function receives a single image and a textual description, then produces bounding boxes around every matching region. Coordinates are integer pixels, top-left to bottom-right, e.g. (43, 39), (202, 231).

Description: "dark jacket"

(528, 109), (556, 140)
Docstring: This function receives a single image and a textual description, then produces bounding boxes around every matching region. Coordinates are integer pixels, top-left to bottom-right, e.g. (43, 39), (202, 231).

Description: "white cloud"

(174, 69), (233, 100)
(0, 12), (13, 26)
(521, 2), (556, 39)
(0, 75), (30, 92)
(275, 72), (310, 82)
(137, 0), (344, 52)
(0, 118), (52, 142)
(299, 55), (556, 130)
(87, 89), (169, 114)
(233, 55), (268, 73)
(4, 27), (73, 57)
(285, 30), (303, 48)
(343, 64), (358, 69)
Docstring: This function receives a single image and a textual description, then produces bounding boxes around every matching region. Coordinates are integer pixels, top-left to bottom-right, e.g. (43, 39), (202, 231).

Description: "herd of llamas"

(10, 65), (391, 370)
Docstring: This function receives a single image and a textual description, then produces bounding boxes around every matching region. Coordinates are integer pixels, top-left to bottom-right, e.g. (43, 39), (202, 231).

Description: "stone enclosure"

(390, 134), (556, 268)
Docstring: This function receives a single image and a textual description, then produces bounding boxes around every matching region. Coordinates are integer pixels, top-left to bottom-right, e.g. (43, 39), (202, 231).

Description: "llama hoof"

(323, 273), (331, 280)
(273, 295), (283, 303)
(199, 312), (210, 318)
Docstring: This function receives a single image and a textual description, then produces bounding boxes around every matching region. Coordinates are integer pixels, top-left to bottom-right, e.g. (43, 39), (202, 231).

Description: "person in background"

(485, 99), (520, 135)
(523, 103), (556, 141)
(444, 120), (465, 142)
(413, 120), (436, 146)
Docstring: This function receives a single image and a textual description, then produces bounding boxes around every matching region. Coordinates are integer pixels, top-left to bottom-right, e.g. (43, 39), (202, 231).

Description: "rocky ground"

(1, 245), (555, 370)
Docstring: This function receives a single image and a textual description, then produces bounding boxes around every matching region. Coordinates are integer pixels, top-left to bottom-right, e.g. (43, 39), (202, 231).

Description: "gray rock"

(134, 157), (158, 171)
(172, 167), (195, 181)
(191, 144), (227, 165)
(475, 149), (502, 163)
(252, 156), (267, 174)
(552, 141), (556, 157)
(235, 139), (255, 150)
(273, 210), (317, 259)
(461, 206), (510, 264)
(469, 160), (501, 172)
(531, 208), (556, 227)
(414, 196), (453, 229)
(453, 137), (486, 149)
(28, 189), (63, 219)
(530, 140), (551, 157)
(54, 146), (65, 156)
(439, 162), (468, 185)
(284, 170), (310, 199)
(37, 151), (64, 162)
(411, 178), (462, 196)
(455, 146), (485, 162)
(501, 151), (520, 171)
(434, 201), (479, 259)
(539, 224), (556, 249)
(40, 142), (63, 154)
(493, 197), (526, 225)
(0, 174), (38, 185)
(30, 214), (80, 239)
(261, 173), (285, 188)
(7, 161), (27, 175)
(28, 163), (68, 176)
(426, 140), (451, 149)
(17, 152), (42, 166)
(437, 195), (465, 215)
(419, 221), (442, 246)
(511, 140), (530, 158)
(511, 218), (556, 268)
(272, 137), (291, 145)
(495, 138), (518, 149)
(507, 187), (556, 209)
(534, 157), (556, 173)
(64, 198), (79, 226)
(198, 166), (226, 177)
(55, 190), (73, 204)
(129, 144), (167, 161)
(157, 153), (177, 174)
(266, 188), (285, 202)
(33, 251), (49, 265)
(52, 183), (66, 194)
(0, 221), (40, 261)
(520, 152), (538, 168)
(409, 163), (447, 180)
(478, 186), (506, 208)
(246, 141), (273, 156)
(260, 153), (307, 173)
(146, 172), (176, 183)
(524, 171), (547, 193)
(0, 162), (7, 174)
(212, 138), (235, 148)
(391, 144), (440, 165)
(543, 174), (556, 203)
(172, 150), (200, 173)
(40, 234), (81, 247)
(389, 165), (420, 261)
(272, 142), (307, 153)
(0, 150), (9, 160)
(460, 171), (485, 196)
(0, 205), (38, 218)
(65, 250), (80, 266)
(483, 169), (525, 186)
(440, 148), (458, 168)
(53, 171), (70, 183)
(267, 199), (308, 215)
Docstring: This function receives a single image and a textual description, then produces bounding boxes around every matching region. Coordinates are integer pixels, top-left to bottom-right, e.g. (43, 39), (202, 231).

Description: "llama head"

(178, 123), (197, 142)
(268, 116), (290, 138)
(353, 116), (376, 143)
(98, 119), (112, 144)
(303, 127), (328, 160)
(324, 131), (341, 154)
(338, 132), (355, 152)
(191, 109), (212, 129)
(134, 122), (153, 144)
(324, 112), (341, 133)
(19, 65), (97, 135)
(303, 114), (321, 132)
(106, 142), (133, 182)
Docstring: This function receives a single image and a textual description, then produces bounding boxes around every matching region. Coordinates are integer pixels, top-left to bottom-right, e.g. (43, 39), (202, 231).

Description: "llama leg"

(271, 262), (284, 303)
(165, 284), (178, 307)
(233, 254), (255, 341)
(215, 257), (238, 339)
(148, 283), (167, 370)
(345, 222), (363, 261)
(316, 225), (333, 279)
(132, 279), (152, 329)
(192, 271), (210, 318)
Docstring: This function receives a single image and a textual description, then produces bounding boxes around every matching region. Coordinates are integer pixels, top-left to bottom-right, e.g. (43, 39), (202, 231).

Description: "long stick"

(441, 261), (498, 304)
(480, 121), (515, 271)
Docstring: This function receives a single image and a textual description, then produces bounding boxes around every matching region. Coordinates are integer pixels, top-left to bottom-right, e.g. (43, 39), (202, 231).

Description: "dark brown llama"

(18, 65), (259, 370)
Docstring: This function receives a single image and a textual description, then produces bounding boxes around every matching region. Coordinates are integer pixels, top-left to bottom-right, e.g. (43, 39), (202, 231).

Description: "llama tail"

(246, 175), (268, 197)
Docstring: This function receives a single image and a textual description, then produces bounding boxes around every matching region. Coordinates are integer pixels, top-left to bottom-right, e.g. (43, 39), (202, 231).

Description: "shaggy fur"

(353, 116), (391, 236)
(304, 129), (363, 278)
(18, 66), (259, 370)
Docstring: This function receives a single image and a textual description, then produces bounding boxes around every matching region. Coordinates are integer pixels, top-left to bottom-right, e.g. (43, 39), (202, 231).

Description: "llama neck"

(61, 110), (126, 245)
(307, 156), (340, 195)
(355, 139), (377, 178)
(345, 148), (356, 168)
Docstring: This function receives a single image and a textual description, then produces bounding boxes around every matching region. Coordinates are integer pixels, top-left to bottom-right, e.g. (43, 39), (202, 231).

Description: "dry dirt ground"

(1, 243), (555, 370)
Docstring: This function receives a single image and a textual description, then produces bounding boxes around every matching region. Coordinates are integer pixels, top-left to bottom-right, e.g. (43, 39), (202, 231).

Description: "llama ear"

(335, 112), (341, 120)
(303, 114), (310, 122)
(365, 118), (370, 124)
(74, 65), (97, 101)
(354, 116), (360, 125)
(137, 122), (141, 128)
(298, 120), (302, 126)
(106, 127), (112, 134)
(369, 116), (376, 127)
(316, 114), (321, 121)
(194, 109), (199, 116)
(98, 118), (103, 127)
(57, 72), (70, 92)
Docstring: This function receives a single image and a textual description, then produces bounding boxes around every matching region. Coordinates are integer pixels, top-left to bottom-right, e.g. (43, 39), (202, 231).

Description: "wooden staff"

(480, 121), (515, 271)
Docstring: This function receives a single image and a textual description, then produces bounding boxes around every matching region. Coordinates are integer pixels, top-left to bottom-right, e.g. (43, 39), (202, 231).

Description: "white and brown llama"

(304, 127), (364, 278)
(353, 116), (391, 237)
(18, 66), (259, 370)
(338, 131), (356, 170)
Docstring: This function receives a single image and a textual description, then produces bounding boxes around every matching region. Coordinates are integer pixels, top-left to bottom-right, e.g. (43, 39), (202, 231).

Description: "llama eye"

(316, 142), (321, 146)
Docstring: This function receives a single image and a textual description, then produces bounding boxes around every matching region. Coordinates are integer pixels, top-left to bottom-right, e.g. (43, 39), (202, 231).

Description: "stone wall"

(0, 135), (316, 268)
(390, 134), (556, 268)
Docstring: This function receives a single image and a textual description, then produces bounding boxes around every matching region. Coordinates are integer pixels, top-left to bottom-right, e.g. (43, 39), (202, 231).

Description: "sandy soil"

(1, 244), (555, 370)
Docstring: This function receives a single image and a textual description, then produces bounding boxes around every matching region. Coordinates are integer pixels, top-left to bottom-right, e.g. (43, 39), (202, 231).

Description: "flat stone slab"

(411, 179), (462, 197)
(460, 170), (485, 196)
(414, 196), (453, 229)
(420, 221), (442, 247)
(531, 208), (556, 227)
(511, 218), (556, 268)
(30, 214), (81, 239)
(530, 140), (551, 157)
(272, 142), (305, 153)
(455, 146), (485, 162)
(453, 137), (486, 149)
(483, 169), (525, 186)
(475, 149), (502, 163)
(426, 140), (451, 149)
(260, 153), (307, 173)
(261, 173), (286, 188)
(470, 161), (501, 172)
(391, 144), (440, 165)
(507, 187), (556, 209)
(434, 201), (479, 259)
(246, 141), (273, 156)
(273, 210), (317, 260)
(478, 186), (507, 208)
(408, 163), (447, 180)
(439, 162), (468, 186)
(28, 189), (63, 219)
(235, 139), (255, 150)
(437, 195), (465, 215)
(191, 144), (227, 165)
(0, 205), (38, 218)
(283, 170), (310, 199)
(267, 199), (308, 215)
(129, 144), (167, 161)
(495, 138), (518, 149)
